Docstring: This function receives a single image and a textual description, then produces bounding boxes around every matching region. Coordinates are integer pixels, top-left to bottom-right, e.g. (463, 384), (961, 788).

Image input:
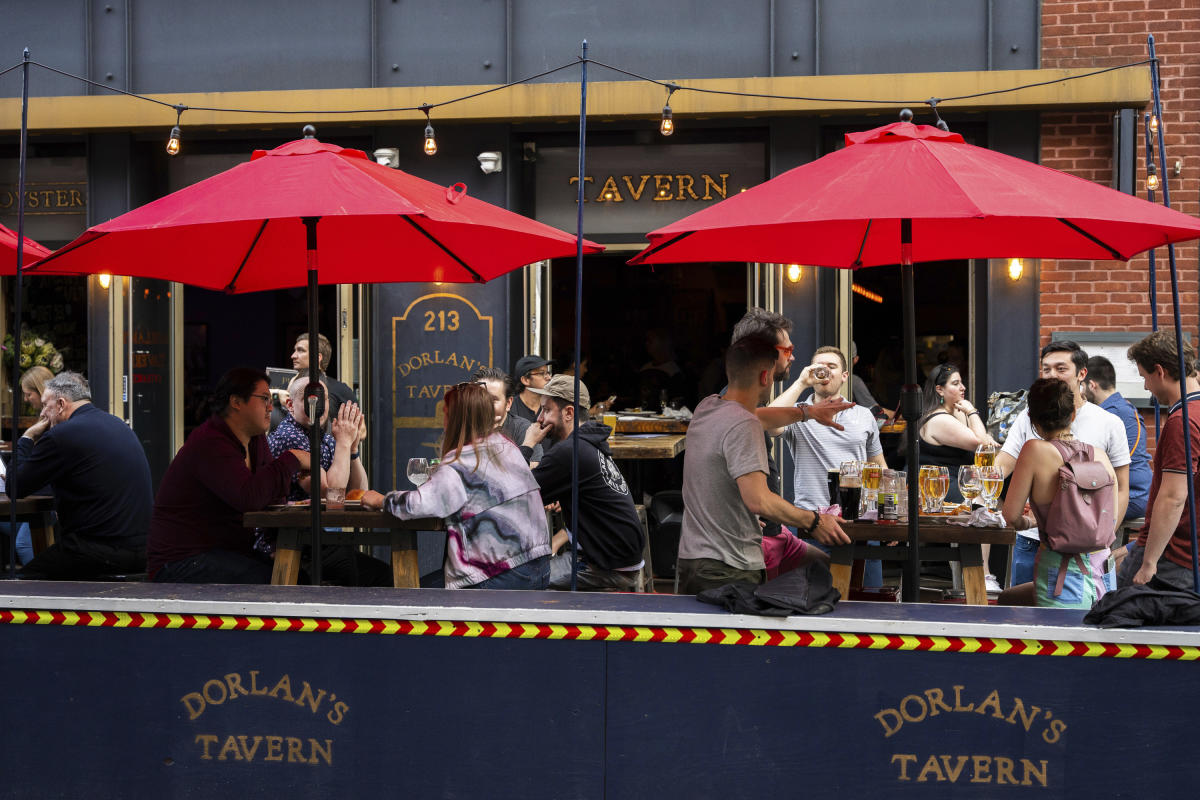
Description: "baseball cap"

(529, 375), (590, 409)
(513, 354), (551, 377)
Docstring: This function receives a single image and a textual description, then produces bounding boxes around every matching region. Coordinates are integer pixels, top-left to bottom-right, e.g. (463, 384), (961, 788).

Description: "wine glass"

(406, 457), (431, 487)
(931, 466), (950, 512)
(958, 465), (982, 509)
(974, 442), (997, 468)
(979, 465), (1003, 511)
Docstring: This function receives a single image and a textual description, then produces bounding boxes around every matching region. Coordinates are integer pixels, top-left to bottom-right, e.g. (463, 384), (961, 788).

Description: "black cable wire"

(0, 61), (25, 79)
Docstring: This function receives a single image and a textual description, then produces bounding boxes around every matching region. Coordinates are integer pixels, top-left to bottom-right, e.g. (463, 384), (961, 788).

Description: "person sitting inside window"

(362, 382), (551, 589)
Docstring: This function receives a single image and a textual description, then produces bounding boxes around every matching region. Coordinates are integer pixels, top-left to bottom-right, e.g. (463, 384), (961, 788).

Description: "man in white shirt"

(997, 341), (1130, 586)
(769, 346), (887, 587)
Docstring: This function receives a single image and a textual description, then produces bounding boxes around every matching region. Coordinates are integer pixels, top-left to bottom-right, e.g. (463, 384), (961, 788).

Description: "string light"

(165, 105), (185, 156)
(852, 283), (883, 303)
(1007, 258), (1023, 281)
(421, 104), (437, 156)
(1149, 114), (1160, 134)
(660, 83), (677, 136)
(1147, 160), (1160, 192)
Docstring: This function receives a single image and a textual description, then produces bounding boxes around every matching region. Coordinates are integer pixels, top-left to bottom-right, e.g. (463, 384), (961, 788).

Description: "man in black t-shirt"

(523, 375), (645, 590)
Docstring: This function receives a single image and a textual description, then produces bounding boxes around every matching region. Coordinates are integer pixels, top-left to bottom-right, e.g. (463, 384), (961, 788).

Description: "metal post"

(570, 40), (588, 592)
(7, 49), (30, 577)
(1147, 35), (1199, 592)
(303, 216), (323, 586)
(899, 219), (922, 602)
(1142, 113), (1161, 434)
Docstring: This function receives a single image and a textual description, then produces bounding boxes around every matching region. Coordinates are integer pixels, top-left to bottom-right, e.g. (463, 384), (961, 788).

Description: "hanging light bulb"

(1007, 258), (1023, 281)
(165, 105), (185, 156)
(1147, 161), (1160, 192)
(659, 83), (678, 136)
(421, 105), (437, 156)
(786, 264), (802, 283)
(1149, 114), (1160, 134)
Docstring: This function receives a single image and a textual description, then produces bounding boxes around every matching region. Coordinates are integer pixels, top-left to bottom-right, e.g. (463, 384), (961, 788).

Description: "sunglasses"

(775, 345), (795, 357)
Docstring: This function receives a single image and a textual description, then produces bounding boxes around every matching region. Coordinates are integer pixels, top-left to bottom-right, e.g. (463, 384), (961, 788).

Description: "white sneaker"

(985, 574), (1003, 594)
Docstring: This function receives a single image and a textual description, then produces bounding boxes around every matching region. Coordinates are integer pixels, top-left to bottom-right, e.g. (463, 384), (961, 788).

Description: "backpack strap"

(1051, 553), (1091, 598)
(1128, 401), (1144, 457)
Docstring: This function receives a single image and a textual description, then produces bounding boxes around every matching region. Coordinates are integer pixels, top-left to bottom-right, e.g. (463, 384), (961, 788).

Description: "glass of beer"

(980, 465), (1003, 511)
(861, 462), (882, 513)
(974, 442), (997, 468)
(918, 465), (937, 513)
(931, 466), (950, 511)
(958, 465), (982, 508)
(839, 460), (863, 521)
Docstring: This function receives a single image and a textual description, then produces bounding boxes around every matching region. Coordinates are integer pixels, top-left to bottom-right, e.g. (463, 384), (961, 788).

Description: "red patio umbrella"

(631, 119), (1200, 601)
(0, 222), (50, 272)
(32, 131), (603, 583)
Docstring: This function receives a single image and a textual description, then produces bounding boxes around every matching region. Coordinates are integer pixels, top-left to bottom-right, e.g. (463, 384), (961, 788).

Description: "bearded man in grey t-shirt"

(677, 334), (851, 594)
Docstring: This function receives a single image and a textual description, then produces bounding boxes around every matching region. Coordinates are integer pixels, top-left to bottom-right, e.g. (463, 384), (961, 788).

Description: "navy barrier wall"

(0, 584), (1196, 799)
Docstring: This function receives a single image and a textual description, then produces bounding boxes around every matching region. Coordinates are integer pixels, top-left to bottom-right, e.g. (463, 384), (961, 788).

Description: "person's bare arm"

(734, 470), (849, 545)
(868, 453), (887, 468)
(1001, 443), (1038, 531)
(996, 450), (1017, 478)
(1112, 463), (1129, 527)
(759, 398), (854, 437)
(1135, 471), (1190, 585)
(923, 413), (987, 451)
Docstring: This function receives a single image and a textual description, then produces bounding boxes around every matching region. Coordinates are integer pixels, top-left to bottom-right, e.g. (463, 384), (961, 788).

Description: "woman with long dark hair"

(363, 382), (551, 589)
(916, 362), (997, 503)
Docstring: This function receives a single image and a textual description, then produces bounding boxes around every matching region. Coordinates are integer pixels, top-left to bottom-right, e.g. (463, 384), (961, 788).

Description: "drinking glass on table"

(958, 465), (983, 509)
(406, 457), (431, 487)
(974, 442), (997, 468)
(838, 460), (863, 521)
(929, 466), (950, 512)
(979, 465), (1003, 511)
(918, 465), (938, 513)
(861, 462), (882, 513)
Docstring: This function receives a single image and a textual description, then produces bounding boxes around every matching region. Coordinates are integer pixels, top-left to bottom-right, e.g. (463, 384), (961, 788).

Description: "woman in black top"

(917, 363), (998, 503)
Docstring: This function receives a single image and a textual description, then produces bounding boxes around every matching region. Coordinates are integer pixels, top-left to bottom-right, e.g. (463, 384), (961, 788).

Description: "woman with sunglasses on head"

(362, 382), (551, 589)
(916, 362), (998, 502)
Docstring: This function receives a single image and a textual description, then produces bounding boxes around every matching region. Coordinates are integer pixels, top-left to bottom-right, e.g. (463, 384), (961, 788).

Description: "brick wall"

(1040, 0), (1200, 346)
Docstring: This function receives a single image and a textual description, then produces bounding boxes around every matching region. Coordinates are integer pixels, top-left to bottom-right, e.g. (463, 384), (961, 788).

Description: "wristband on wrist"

(967, 410), (980, 417)
(800, 511), (821, 537)
(350, 451), (360, 460)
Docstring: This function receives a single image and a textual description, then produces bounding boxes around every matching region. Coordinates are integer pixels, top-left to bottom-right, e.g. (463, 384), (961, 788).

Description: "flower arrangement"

(3, 332), (64, 372)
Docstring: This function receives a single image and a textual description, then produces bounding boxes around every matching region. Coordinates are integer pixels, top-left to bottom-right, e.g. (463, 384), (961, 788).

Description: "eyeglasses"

(775, 345), (795, 358)
(529, 369), (552, 378)
(249, 393), (272, 404)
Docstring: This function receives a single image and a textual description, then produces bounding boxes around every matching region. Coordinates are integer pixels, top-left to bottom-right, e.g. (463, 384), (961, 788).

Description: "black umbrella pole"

(900, 257), (921, 602)
(8, 49), (30, 578)
(305, 217), (321, 586)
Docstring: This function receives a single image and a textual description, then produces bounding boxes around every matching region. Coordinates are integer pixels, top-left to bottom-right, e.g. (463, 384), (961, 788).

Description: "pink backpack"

(1041, 440), (1116, 597)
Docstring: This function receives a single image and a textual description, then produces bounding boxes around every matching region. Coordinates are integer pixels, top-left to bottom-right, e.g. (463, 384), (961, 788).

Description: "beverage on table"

(931, 466), (950, 509)
(878, 469), (900, 523)
(406, 457), (431, 487)
(861, 462), (882, 513)
(918, 465), (938, 513)
(979, 465), (1003, 511)
(838, 460), (862, 521)
(827, 469), (841, 508)
(958, 465), (982, 508)
(974, 442), (997, 468)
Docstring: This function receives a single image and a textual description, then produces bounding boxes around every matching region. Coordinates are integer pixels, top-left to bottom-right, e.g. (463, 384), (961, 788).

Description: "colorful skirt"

(1033, 545), (1115, 609)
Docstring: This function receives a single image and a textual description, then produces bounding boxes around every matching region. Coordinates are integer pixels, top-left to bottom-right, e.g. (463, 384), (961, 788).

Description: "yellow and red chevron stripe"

(1, 608), (1195, 659)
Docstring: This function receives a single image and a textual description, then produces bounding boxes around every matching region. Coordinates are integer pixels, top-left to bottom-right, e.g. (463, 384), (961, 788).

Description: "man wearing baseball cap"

(510, 354), (552, 424)
(522, 375), (645, 590)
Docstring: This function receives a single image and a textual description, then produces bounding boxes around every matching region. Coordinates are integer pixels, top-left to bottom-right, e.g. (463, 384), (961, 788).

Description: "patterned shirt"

(267, 414), (335, 502)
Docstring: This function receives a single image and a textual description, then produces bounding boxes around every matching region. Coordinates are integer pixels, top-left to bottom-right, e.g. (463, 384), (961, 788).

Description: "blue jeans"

(473, 555), (550, 590)
(0, 522), (33, 565)
(1010, 535), (1039, 586)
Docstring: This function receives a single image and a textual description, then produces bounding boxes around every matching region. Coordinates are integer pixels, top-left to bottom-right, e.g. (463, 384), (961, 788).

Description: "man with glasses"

(510, 355), (552, 423)
(148, 367), (313, 584)
(8, 371), (153, 580)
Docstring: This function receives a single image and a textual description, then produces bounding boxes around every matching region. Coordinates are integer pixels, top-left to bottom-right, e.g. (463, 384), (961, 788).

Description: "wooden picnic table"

(0, 495), (56, 554)
(243, 506), (443, 588)
(830, 518), (1015, 605)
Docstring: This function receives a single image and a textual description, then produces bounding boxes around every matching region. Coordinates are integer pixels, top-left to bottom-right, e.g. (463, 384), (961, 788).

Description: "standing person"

(7, 372), (152, 580)
(267, 372), (389, 586)
(768, 345), (887, 587)
(1083, 355), (1152, 521)
(148, 367), (312, 583)
(521, 375), (645, 590)
(917, 363), (998, 502)
(1118, 331), (1200, 590)
(363, 382), (550, 589)
(677, 334), (849, 594)
(290, 333), (354, 420)
(997, 341), (1129, 586)
(472, 366), (543, 464)
(510, 355), (552, 423)
(1001, 378), (1117, 608)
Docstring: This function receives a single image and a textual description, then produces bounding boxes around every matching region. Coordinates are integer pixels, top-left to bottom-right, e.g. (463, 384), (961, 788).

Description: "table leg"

(830, 544), (854, 599)
(960, 543), (988, 605)
(271, 547), (302, 586)
(391, 530), (420, 588)
(29, 512), (55, 554)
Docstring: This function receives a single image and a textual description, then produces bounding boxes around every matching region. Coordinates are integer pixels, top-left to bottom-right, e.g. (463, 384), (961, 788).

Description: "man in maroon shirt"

(1119, 331), (1200, 590)
(147, 367), (312, 583)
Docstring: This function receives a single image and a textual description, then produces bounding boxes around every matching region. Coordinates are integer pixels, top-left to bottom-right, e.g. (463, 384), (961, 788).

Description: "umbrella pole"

(7, 49), (30, 578)
(900, 219), (922, 602)
(569, 40), (589, 592)
(304, 216), (322, 586)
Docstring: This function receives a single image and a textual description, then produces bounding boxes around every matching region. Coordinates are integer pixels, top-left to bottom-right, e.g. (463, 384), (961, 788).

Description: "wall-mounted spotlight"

(373, 148), (400, 168)
(477, 151), (502, 174)
(1008, 257), (1024, 281)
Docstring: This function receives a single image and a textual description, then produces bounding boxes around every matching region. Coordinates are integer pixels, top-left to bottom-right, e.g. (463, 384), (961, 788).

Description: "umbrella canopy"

(631, 121), (1200, 267)
(32, 137), (601, 290)
(0, 222), (51, 272)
